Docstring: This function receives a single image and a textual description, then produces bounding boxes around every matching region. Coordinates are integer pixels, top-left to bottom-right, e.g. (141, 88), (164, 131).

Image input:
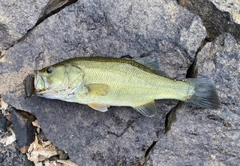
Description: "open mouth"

(34, 70), (49, 93)
(34, 70), (39, 89)
(33, 69), (83, 99)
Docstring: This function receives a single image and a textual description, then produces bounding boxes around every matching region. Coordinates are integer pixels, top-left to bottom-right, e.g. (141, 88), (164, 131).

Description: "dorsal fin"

(135, 54), (168, 76)
(121, 53), (168, 77)
(134, 53), (160, 70)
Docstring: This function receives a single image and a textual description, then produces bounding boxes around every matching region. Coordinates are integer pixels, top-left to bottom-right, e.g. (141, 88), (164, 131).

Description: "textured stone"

(0, 0), (208, 165)
(6, 0), (240, 165)
(0, 0), (49, 51)
(178, 0), (240, 43)
(179, 16), (206, 56)
(210, 0), (240, 24)
(148, 33), (240, 166)
(11, 107), (36, 151)
(0, 0), (206, 97)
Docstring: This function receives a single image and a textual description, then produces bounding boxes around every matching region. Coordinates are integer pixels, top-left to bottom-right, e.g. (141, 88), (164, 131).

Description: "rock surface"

(178, 0), (240, 43)
(0, 0), (239, 165)
(0, 0), (49, 52)
(148, 33), (240, 166)
(11, 107), (36, 152)
(210, 0), (240, 24)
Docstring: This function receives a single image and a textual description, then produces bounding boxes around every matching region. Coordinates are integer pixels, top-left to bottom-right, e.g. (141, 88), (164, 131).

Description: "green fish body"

(34, 57), (220, 117)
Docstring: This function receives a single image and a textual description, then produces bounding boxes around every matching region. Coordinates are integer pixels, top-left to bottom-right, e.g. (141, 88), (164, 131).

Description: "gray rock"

(0, 0), (49, 52)
(4, 0), (240, 165)
(179, 16), (206, 57)
(149, 33), (240, 166)
(178, 0), (240, 43)
(210, 0), (240, 24)
(11, 107), (36, 152)
(0, 0), (205, 97)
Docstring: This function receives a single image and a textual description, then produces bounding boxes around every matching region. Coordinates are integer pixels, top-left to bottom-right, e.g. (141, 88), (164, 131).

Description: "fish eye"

(46, 67), (53, 74)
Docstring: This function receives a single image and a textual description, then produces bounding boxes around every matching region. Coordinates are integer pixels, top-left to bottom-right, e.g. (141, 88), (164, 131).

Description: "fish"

(33, 56), (220, 117)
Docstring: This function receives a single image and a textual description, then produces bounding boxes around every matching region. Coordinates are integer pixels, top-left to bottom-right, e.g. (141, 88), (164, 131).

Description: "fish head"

(34, 62), (84, 100)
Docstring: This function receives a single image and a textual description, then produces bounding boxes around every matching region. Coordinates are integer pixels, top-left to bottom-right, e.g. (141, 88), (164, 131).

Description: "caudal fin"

(186, 78), (220, 109)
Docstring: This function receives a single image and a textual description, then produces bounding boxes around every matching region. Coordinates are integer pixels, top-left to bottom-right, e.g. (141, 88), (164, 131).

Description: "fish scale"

(78, 60), (188, 100)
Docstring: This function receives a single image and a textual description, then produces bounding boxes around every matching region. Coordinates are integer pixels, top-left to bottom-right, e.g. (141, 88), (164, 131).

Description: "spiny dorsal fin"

(121, 53), (168, 77)
(88, 103), (109, 112)
(134, 55), (168, 76)
(134, 53), (160, 70)
(153, 69), (168, 77)
(86, 84), (110, 96)
(133, 100), (157, 117)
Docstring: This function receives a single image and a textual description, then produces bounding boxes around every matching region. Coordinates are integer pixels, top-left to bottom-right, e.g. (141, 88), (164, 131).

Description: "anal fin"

(88, 103), (109, 112)
(133, 100), (157, 117)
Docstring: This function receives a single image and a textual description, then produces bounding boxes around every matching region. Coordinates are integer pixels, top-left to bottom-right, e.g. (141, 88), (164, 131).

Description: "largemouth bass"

(34, 56), (220, 117)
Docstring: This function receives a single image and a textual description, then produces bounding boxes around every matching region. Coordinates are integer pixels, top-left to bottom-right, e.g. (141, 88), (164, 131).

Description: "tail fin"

(186, 78), (220, 109)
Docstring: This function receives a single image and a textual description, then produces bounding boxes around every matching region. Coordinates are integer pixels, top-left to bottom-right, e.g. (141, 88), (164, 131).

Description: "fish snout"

(34, 70), (39, 90)
(34, 70), (49, 91)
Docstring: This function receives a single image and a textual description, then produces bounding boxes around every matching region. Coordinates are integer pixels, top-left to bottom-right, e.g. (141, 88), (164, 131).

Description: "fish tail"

(186, 78), (220, 109)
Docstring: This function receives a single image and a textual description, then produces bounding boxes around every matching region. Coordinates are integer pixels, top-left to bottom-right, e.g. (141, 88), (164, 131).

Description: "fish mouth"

(34, 70), (49, 94)
(34, 70), (39, 89)
(33, 69), (83, 99)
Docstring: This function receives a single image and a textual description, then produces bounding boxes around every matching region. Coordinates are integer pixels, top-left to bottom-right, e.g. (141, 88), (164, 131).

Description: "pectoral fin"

(88, 103), (109, 112)
(133, 101), (157, 117)
(86, 84), (110, 96)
